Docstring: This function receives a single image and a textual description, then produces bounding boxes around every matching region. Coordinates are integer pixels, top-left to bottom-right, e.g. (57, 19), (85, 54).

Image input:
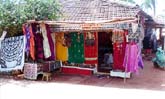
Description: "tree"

(141, 0), (156, 16)
(0, 0), (60, 37)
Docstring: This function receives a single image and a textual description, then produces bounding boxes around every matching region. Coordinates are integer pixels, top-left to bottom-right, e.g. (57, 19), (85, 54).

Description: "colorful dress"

(68, 32), (84, 63)
(112, 30), (127, 71)
(56, 33), (68, 61)
(84, 32), (98, 65)
(34, 33), (44, 60)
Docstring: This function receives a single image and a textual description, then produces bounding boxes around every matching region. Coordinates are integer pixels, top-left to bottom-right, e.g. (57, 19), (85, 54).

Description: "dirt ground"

(0, 60), (165, 99)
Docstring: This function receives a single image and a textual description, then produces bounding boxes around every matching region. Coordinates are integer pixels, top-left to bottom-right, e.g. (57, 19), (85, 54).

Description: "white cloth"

(131, 23), (138, 34)
(0, 36), (25, 72)
(40, 23), (51, 58)
(0, 31), (7, 49)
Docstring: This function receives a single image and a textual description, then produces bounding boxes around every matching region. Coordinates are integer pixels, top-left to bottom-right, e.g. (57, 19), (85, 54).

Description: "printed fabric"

(24, 63), (38, 80)
(0, 36), (25, 71)
(23, 24), (35, 60)
(112, 29), (124, 43)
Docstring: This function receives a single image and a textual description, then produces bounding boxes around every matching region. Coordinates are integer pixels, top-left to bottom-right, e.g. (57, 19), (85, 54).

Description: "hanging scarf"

(40, 23), (51, 58)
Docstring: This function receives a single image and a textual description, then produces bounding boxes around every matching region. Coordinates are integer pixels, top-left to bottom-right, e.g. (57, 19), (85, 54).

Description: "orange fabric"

(22, 24), (26, 35)
(29, 25), (35, 60)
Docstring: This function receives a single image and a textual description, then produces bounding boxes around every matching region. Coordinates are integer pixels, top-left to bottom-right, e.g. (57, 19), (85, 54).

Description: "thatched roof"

(48, 0), (143, 32)
(57, 0), (140, 22)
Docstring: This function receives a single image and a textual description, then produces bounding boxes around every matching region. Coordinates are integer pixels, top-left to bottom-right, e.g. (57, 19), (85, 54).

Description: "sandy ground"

(0, 60), (165, 99)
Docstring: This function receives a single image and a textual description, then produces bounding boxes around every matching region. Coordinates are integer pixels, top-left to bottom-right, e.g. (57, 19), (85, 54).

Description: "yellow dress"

(55, 33), (68, 61)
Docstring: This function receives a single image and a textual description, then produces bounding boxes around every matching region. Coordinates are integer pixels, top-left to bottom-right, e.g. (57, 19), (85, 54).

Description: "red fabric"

(61, 67), (92, 75)
(113, 30), (128, 71)
(84, 32), (98, 65)
(113, 42), (125, 71)
(77, 69), (92, 75)
(61, 67), (77, 75)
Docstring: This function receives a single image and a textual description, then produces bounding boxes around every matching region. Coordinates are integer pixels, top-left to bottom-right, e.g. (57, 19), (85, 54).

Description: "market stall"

(22, 0), (153, 79)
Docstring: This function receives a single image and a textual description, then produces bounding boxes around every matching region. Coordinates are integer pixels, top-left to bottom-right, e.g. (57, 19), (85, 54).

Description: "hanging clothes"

(40, 23), (51, 58)
(0, 36), (25, 71)
(29, 24), (36, 60)
(64, 33), (72, 47)
(112, 29), (124, 43)
(84, 32), (98, 65)
(123, 43), (144, 73)
(68, 32), (84, 63)
(138, 24), (145, 49)
(22, 24), (30, 56)
(45, 24), (55, 60)
(34, 31), (44, 60)
(23, 24), (35, 60)
(131, 23), (138, 34)
(29, 23), (45, 61)
(137, 44), (144, 69)
(55, 33), (68, 62)
(112, 30), (127, 71)
(113, 42), (126, 71)
(51, 33), (56, 60)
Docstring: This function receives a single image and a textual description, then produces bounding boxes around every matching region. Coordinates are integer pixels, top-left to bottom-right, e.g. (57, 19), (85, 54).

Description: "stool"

(42, 72), (52, 81)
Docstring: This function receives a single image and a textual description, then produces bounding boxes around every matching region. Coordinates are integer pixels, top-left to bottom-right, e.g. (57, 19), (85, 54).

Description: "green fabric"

(152, 47), (165, 67)
(68, 32), (84, 63)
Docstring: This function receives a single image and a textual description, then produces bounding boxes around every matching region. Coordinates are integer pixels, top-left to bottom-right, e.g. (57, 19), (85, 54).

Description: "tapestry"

(24, 63), (38, 80)
(0, 36), (25, 72)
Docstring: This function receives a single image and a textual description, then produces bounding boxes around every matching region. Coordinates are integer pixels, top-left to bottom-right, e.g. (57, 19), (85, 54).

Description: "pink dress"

(123, 44), (139, 72)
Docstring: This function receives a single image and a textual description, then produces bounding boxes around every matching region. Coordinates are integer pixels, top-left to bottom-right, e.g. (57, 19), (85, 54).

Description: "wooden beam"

(26, 18), (137, 25)
(159, 28), (162, 40)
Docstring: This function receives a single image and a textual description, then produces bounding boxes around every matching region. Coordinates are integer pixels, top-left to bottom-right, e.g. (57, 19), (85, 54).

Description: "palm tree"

(141, 0), (156, 16)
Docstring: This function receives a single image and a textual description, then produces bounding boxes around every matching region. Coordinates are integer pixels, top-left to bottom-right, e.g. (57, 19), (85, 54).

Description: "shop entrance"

(98, 31), (113, 73)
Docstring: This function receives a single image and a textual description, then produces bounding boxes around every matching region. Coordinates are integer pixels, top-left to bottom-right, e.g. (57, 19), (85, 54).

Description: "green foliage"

(0, 0), (60, 37)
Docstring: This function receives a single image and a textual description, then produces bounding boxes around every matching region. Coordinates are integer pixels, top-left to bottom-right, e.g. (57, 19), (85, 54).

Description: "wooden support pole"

(159, 28), (162, 41)
(159, 28), (163, 49)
